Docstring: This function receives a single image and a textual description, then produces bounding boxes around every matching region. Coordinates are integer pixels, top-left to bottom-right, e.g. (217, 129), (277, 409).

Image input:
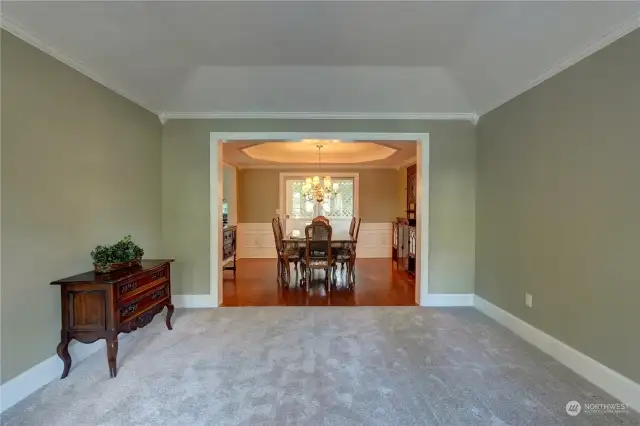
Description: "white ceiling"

(2, 1), (640, 121)
(223, 140), (416, 169)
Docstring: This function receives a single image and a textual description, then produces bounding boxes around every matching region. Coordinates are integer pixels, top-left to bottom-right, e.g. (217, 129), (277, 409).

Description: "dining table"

(283, 229), (357, 248)
(282, 229), (357, 287)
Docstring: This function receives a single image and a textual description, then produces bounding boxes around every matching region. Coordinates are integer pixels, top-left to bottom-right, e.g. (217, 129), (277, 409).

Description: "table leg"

(107, 335), (118, 378)
(56, 334), (72, 379)
(165, 303), (175, 330)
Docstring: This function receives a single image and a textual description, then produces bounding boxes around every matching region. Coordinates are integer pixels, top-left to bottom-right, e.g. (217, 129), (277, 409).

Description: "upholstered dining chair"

(334, 217), (361, 282)
(300, 220), (333, 292)
(347, 218), (362, 285)
(313, 215), (330, 225)
(271, 217), (300, 286)
(348, 216), (357, 236)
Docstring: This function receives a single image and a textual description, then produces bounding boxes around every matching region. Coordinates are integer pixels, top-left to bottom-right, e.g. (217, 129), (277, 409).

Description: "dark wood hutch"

(393, 164), (417, 276)
(222, 225), (237, 276)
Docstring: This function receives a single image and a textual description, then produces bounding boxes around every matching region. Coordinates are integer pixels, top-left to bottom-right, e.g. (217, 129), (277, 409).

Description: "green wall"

(1, 31), (163, 383)
(162, 119), (476, 295)
(476, 28), (640, 383)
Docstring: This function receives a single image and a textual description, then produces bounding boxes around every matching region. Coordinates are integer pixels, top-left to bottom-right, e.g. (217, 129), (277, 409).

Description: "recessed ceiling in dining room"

(241, 142), (397, 164)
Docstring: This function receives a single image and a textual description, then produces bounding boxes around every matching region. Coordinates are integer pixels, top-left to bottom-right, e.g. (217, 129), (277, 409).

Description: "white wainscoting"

(236, 223), (276, 259)
(236, 222), (392, 259)
(355, 222), (392, 258)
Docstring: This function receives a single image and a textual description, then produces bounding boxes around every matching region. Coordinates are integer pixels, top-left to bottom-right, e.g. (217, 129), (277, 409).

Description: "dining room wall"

(237, 168), (400, 223)
(222, 164), (238, 226)
(161, 119), (475, 295)
(236, 167), (400, 259)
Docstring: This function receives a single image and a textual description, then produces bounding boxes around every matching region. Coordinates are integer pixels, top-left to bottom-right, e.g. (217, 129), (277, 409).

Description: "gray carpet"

(2, 307), (638, 426)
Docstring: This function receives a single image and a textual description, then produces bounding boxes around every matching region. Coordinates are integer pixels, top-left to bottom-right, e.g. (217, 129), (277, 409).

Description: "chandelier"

(302, 145), (338, 203)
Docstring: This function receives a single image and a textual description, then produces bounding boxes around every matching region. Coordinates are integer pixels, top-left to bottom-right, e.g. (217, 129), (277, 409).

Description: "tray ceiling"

(2, 1), (639, 120)
(224, 141), (416, 169)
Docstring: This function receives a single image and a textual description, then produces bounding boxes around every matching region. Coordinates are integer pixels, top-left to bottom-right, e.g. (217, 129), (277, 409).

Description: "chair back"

(353, 218), (362, 241)
(271, 217), (283, 253)
(305, 221), (332, 267)
(348, 217), (356, 236)
(313, 215), (330, 225)
(351, 218), (362, 254)
(276, 215), (285, 239)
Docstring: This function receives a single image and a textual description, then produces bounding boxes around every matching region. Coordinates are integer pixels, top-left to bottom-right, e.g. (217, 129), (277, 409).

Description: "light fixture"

(301, 139), (341, 144)
(302, 145), (338, 203)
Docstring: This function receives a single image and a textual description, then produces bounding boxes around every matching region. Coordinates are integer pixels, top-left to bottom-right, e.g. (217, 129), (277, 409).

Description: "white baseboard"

(172, 294), (217, 308)
(236, 222), (392, 259)
(421, 293), (474, 307)
(1, 334), (130, 413)
(474, 295), (640, 413)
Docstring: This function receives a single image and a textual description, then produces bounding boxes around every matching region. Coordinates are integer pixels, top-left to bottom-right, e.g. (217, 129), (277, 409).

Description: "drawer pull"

(120, 281), (137, 294)
(151, 271), (163, 280)
(151, 288), (165, 300)
(120, 304), (137, 318)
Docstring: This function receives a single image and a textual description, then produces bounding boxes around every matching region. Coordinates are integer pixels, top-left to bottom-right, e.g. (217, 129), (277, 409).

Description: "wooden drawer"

(118, 265), (167, 300)
(119, 281), (169, 323)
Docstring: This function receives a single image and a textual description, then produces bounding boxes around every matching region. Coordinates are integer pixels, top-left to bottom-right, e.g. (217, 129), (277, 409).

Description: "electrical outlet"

(525, 293), (533, 308)
(275, 209), (280, 215)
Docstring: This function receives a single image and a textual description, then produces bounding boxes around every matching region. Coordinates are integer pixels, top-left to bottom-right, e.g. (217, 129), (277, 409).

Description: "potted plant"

(90, 235), (144, 273)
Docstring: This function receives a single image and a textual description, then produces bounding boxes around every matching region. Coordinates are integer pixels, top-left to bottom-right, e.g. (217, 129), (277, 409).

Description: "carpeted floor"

(2, 307), (638, 425)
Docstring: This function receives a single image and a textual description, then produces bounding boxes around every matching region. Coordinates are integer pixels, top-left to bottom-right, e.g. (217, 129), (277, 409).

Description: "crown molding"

(234, 163), (402, 171)
(161, 111), (479, 124)
(0, 14), (157, 115)
(479, 11), (640, 116)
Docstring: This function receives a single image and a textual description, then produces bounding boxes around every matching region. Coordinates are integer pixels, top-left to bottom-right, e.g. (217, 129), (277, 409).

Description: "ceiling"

(223, 140), (416, 169)
(2, 1), (640, 121)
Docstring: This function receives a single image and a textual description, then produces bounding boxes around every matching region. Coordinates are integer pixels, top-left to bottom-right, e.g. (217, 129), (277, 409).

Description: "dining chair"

(348, 216), (356, 236)
(271, 217), (300, 287)
(312, 215), (329, 225)
(279, 215), (304, 279)
(301, 220), (333, 292)
(348, 218), (362, 285)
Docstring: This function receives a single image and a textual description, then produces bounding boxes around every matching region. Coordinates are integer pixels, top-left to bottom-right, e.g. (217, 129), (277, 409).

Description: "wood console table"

(50, 259), (174, 378)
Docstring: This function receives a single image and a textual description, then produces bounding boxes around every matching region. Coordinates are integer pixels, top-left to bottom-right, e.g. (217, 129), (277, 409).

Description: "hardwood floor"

(222, 258), (416, 306)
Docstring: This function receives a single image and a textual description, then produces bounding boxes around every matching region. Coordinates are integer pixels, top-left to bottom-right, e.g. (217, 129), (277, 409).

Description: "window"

(288, 180), (315, 219)
(286, 177), (355, 219)
(320, 178), (354, 218)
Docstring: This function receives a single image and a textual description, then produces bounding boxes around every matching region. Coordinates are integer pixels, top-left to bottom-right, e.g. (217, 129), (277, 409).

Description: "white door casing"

(211, 132), (429, 306)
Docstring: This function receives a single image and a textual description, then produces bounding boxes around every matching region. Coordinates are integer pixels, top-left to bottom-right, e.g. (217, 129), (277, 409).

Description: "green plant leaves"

(90, 235), (144, 267)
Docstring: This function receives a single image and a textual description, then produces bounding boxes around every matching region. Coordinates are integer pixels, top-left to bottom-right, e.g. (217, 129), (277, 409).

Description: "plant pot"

(94, 258), (141, 274)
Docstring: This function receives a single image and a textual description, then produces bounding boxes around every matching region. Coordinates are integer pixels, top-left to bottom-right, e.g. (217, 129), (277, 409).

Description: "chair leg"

(277, 257), (284, 285)
(349, 257), (356, 288)
(325, 267), (331, 292)
(285, 262), (292, 287)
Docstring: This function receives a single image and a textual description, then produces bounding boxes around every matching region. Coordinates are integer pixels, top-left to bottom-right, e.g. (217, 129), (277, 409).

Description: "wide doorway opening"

(211, 133), (429, 306)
